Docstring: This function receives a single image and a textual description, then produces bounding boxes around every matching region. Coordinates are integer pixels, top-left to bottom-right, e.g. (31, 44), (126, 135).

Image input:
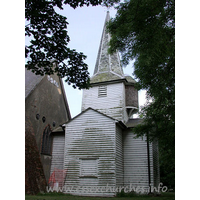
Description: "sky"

(58, 5), (147, 118)
(4, 2), (200, 198)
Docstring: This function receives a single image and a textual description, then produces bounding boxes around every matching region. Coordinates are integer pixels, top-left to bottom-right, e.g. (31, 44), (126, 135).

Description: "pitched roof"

(90, 11), (124, 84)
(51, 126), (65, 134)
(124, 75), (137, 84)
(126, 118), (144, 128)
(63, 107), (126, 129)
(25, 69), (44, 99)
(25, 67), (71, 120)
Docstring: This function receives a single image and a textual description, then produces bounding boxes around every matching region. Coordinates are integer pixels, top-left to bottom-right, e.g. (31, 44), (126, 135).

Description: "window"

(41, 125), (52, 155)
(98, 86), (107, 97)
(80, 159), (98, 177)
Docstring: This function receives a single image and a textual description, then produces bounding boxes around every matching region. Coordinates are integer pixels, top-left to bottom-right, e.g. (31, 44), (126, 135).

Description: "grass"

(25, 192), (175, 200)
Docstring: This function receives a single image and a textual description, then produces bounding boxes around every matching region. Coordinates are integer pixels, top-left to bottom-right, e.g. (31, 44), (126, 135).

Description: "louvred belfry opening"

(98, 86), (107, 97)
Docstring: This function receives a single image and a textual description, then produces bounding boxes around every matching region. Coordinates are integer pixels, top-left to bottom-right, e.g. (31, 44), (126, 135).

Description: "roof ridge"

(63, 107), (125, 126)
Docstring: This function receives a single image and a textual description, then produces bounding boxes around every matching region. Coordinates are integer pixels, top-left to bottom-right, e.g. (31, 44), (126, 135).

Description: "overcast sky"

(25, 4), (146, 118)
(57, 5), (147, 118)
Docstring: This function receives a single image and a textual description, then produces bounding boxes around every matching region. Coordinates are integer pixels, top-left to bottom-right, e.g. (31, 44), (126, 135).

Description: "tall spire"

(90, 11), (124, 84)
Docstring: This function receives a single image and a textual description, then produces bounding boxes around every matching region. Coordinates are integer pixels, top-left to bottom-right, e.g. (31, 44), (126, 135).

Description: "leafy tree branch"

(25, 0), (119, 89)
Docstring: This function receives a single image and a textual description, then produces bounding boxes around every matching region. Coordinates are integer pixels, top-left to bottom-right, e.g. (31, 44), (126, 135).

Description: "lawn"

(25, 192), (175, 200)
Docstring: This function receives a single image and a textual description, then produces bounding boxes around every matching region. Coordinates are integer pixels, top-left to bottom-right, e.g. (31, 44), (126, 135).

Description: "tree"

(25, 0), (119, 89)
(107, 0), (175, 188)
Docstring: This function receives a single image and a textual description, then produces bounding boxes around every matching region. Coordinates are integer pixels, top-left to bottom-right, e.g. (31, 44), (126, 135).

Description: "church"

(25, 62), (71, 194)
(49, 11), (160, 196)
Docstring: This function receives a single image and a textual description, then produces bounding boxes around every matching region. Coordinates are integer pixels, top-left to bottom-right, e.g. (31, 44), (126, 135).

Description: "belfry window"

(41, 125), (52, 155)
(98, 86), (107, 97)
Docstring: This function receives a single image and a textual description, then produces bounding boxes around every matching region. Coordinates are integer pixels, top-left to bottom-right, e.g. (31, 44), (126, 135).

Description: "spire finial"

(107, 6), (110, 13)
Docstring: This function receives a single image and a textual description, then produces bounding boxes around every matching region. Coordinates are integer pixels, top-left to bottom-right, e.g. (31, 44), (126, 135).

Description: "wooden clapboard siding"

(49, 134), (65, 187)
(50, 135), (65, 173)
(82, 82), (127, 123)
(115, 124), (123, 187)
(64, 108), (117, 196)
(123, 129), (154, 191)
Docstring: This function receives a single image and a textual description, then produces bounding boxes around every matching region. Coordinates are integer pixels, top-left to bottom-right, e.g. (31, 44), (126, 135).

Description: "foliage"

(107, 0), (175, 188)
(25, 0), (119, 89)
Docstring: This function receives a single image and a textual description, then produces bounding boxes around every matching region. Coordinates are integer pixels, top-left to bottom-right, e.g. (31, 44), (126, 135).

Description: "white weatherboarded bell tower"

(62, 11), (160, 196)
(82, 11), (138, 123)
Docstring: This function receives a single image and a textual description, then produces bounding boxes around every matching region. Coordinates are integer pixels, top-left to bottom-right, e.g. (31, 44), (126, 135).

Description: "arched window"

(41, 125), (52, 155)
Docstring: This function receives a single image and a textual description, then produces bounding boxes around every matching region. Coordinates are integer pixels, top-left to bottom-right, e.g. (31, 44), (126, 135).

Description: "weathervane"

(104, 4), (111, 13)
(107, 5), (110, 12)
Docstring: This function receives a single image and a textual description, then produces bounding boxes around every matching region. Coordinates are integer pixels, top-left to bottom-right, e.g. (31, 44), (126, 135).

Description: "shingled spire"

(90, 11), (124, 84)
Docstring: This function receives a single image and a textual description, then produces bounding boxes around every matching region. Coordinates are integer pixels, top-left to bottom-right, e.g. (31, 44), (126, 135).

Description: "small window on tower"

(98, 86), (107, 97)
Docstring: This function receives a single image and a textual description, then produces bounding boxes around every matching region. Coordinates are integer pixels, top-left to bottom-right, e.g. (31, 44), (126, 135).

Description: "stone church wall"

(25, 72), (71, 194)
